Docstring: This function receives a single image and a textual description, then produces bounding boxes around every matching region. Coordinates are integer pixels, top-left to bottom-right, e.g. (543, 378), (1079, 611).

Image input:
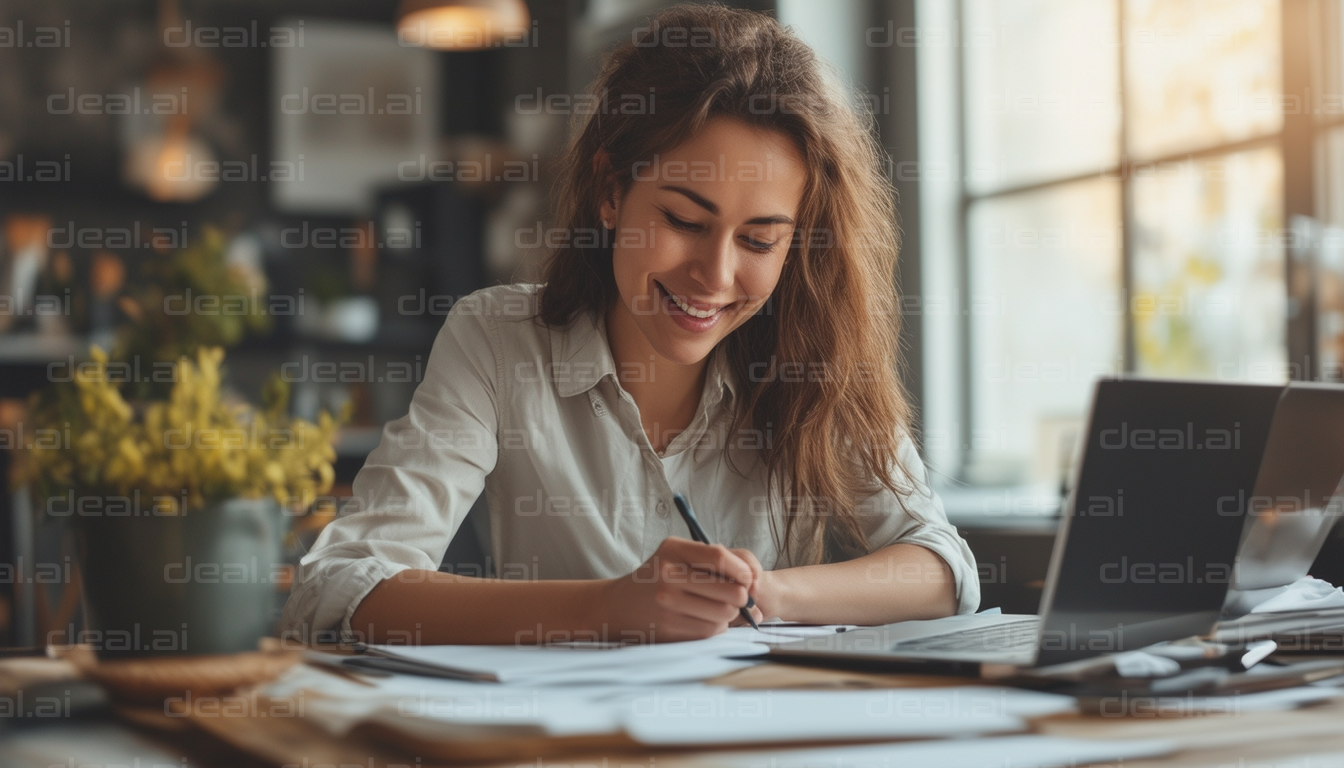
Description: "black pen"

(672, 493), (760, 630)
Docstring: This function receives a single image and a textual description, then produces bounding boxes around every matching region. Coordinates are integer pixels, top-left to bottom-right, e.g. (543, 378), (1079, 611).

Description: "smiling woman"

(281, 3), (980, 646)
(603, 119), (803, 388)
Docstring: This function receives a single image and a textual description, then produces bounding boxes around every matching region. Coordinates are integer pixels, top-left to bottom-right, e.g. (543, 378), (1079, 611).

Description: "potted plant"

(19, 345), (344, 658)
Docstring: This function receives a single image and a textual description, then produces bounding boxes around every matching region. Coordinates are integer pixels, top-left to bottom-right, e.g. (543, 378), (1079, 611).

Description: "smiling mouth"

(655, 281), (732, 318)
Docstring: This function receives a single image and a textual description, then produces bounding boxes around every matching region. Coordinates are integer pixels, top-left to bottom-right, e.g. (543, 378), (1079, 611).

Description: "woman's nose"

(686, 233), (736, 293)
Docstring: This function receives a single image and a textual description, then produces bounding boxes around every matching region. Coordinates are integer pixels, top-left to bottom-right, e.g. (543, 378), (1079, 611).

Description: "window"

(919, 0), (1332, 493)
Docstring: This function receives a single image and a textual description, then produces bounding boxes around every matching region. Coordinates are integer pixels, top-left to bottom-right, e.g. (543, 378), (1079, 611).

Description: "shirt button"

(656, 500), (669, 516)
(589, 392), (607, 417)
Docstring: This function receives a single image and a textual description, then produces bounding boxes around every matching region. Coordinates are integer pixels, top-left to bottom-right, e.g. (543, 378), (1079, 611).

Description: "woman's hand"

(600, 537), (760, 642)
(726, 547), (779, 625)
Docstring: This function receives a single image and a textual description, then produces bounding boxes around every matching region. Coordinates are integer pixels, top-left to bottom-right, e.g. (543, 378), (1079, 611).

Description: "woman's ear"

(599, 194), (618, 230)
(594, 150), (618, 229)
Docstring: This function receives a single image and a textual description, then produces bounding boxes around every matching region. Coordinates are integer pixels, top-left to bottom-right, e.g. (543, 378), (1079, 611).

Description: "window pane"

(1315, 0), (1344, 126)
(1131, 147), (1287, 381)
(1315, 225), (1344, 381)
(1315, 128), (1344, 379)
(1320, 126), (1344, 228)
(1124, 0), (1281, 160)
(963, 0), (1120, 194)
(968, 178), (1124, 485)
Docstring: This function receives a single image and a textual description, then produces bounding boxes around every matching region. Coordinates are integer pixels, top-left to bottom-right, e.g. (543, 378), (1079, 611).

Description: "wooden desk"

(4, 653), (1344, 768)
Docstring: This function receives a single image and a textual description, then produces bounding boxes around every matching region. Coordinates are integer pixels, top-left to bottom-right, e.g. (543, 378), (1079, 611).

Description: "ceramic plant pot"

(76, 496), (283, 658)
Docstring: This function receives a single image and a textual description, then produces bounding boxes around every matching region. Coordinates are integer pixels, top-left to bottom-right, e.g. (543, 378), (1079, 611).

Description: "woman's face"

(603, 117), (806, 367)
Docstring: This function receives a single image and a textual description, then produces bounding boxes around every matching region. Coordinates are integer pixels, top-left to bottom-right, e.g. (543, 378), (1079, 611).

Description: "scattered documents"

(1077, 685), (1344, 716)
(737, 623), (859, 642)
(1110, 650), (1182, 678)
(1252, 577), (1344, 613)
(615, 686), (1075, 746)
(267, 665), (1078, 746)
(270, 665), (625, 737)
(359, 686), (1051, 746)
(683, 734), (1176, 768)
(357, 632), (771, 685)
(1214, 606), (1344, 643)
(346, 627), (855, 685)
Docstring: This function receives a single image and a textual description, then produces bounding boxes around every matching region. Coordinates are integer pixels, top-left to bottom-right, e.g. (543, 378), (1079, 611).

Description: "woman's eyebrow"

(659, 185), (795, 225)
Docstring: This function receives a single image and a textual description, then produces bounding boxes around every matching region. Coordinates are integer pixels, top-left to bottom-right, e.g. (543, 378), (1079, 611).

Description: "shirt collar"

(548, 308), (738, 406)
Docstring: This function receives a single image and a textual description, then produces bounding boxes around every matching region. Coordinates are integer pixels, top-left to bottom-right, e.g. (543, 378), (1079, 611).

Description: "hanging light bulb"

(396, 0), (530, 50)
(121, 0), (224, 202)
(125, 114), (218, 202)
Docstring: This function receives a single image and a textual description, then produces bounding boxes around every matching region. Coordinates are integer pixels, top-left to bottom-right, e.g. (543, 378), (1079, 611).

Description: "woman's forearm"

(348, 536), (766, 645)
(348, 542), (957, 643)
(765, 543), (958, 625)
(349, 570), (612, 645)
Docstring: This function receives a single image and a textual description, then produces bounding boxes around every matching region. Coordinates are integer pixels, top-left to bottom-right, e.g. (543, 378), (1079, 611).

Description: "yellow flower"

(23, 344), (344, 516)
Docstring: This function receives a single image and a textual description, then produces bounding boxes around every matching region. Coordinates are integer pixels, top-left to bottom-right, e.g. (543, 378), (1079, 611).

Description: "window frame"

(942, 0), (1322, 486)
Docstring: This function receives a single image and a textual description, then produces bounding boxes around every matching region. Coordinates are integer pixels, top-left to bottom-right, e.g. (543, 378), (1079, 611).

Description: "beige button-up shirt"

(280, 283), (980, 639)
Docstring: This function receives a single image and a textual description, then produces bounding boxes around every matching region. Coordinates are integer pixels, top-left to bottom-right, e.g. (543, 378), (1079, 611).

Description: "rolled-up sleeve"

(279, 293), (502, 641)
(855, 437), (981, 616)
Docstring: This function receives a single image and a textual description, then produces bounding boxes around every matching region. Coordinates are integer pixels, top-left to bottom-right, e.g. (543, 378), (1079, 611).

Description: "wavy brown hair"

(539, 3), (917, 565)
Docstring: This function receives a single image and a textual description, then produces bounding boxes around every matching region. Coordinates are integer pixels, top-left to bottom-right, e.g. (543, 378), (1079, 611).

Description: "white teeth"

(666, 288), (720, 319)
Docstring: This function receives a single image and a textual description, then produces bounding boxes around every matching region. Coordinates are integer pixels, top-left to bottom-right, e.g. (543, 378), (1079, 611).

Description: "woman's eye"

(659, 208), (777, 252)
(743, 237), (777, 253)
(661, 210), (704, 232)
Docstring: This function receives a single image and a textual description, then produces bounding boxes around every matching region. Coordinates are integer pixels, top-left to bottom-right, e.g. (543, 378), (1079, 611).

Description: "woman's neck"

(605, 301), (709, 453)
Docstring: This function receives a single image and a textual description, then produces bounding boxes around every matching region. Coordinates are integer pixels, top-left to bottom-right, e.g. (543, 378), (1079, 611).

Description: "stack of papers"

(615, 685), (1074, 745)
(1252, 577), (1344, 613)
(350, 630), (773, 685)
(263, 623), (1343, 764)
(267, 663), (1079, 746)
(1214, 607), (1344, 644)
(345, 625), (852, 686)
(685, 734), (1177, 768)
(272, 669), (625, 738)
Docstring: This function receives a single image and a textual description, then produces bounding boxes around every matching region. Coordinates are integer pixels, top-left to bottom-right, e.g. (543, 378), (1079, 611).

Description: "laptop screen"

(1226, 383), (1344, 611)
(1035, 378), (1281, 666)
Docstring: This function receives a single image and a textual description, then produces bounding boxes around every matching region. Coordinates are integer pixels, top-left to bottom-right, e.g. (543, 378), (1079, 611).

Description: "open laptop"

(1219, 383), (1344, 616)
(770, 378), (1343, 672)
(1208, 383), (1344, 646)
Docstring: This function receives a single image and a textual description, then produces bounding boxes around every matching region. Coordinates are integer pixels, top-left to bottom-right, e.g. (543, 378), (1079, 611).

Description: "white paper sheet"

(615, 686), (1077, 746)
(1118, 686), (1343, 715)
(278, 666), (628, 737)
(733, 624), (860, 642)
(1252, 577), (1344, 613)
(688, 734), (1176, 768)
(364, 633), (772, 684)
(273, 665), (1080, 746)
(1110, 650), (1183, 677)
(323, 684), (1075, 745)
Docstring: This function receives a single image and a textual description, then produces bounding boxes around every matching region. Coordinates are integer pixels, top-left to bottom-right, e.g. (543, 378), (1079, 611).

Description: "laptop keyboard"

(892, 618), (1040, 653)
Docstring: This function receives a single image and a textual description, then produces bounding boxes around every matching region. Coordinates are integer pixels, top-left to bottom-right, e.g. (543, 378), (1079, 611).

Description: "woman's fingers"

(659, 614), (726, 642)
(727, 547), (764, 600)
(654, 555), (749, 612)
(656, 584), (742, 625)
(729, 547), (763, 573)
(728, 604), (765, 627)
(678, 572), (750, 607)
(658, 538), (755, 588)
(632, 537), (764, 640)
